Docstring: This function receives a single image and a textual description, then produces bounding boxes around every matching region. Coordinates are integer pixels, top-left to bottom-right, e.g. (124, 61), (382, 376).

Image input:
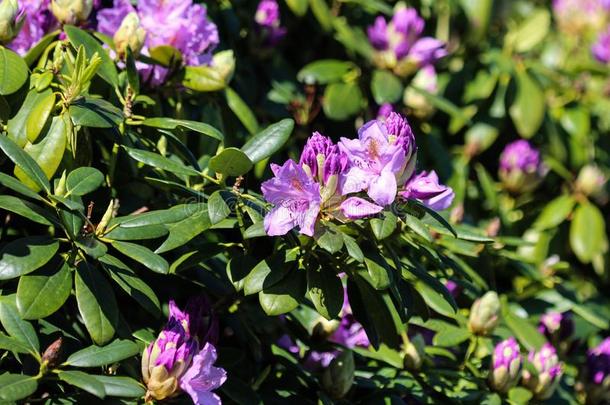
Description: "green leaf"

(90, 375), (145, 398)
(464, 123), (499, 154)
(0, 135), (50, 193)
(322, 82), (363, 121)
(508, 386), (533, 405)
(182, 65), (226, 92)
(65, 339), (139, 367)
(0, 237), (59, 280)
(570, 202), (607, 264)
(370, 212), (397, 240)
(297, 59), (355, 84)
(142, 117), (223, 141)
(16, 260), (72, 320)
(0, 47), (29, 95)
(148, 45), (181, 67)
(225, 87), (259, 134)
(316, 224), (344, 254)
(0, 332), (32, 354)
(75, 262), (118, 345)
(371, 70), (403, 104)
(0, 173), (44, 201)
(259, 270), (305, 316)
(58, 370), (106, 399)
(509, 68), (545, 139)
(309, 0), (333, 32)
(7, 88), (53, 147)
(501, 300), (545, 350)
(100, 254), (161, 316)
(65, 167), (104, 196)
(342, 234), (364, 262)
(243, 256), (294, 296)
(69, 98), (123, 128)
(0, 300), (39, 354)
(125, 147), (200, 177)
(509, 9), (550, 53)
(533, 194), (575, 230)
(15, 115), (68, 191)
(111, 240), (169, 274)
(0, 374), (38, 402)
(364, 253), (392, 290)
(241, 119), (294, 164)
(0, 195), (52, 225)
(104, 221), (168, 241)
(432, 323), (471, 346)
(64, 25), (118, 87)
(307, 266), (343, 320)
(414, 280), (456, 318)
(25, 91), (55, 143)
(75, 235), (108, 259)
(286, 0), (308, 15)
(155, 206), (211, 253)
(118, 203), (203, 228)
(208, 190), (232, 225)
(209, 147), (253, 177)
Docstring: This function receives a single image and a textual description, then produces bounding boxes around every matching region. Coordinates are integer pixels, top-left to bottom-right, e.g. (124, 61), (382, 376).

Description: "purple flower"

(299, 132), (346, 184)
(254, 0), (286, 45)
(489, 338), (522, 393)
(367, 6), (446, 75)
(523, 343), (563, 400)
(587, 337), (610, 385)
(377, 103), (394, 120)
(400, 170), (454, 210)
(142, 299), (226, 403)
(339, 113), (416, 206)
(261, 159), (321, 236)
(96, 0), (218, 85)
(169, 296), (219, 344)
(444, 280), (460, 298)
(6, 0), (57, 55)
(340, 197), (383, 219)
(593, 26), (610, 63)
(499, 140), (546, 193)
(538, 312), (574, 343)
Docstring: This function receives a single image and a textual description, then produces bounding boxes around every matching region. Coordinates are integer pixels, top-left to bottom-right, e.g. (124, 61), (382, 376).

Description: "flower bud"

(576, 165), (607, 198)
(321, 350), (355, 399)
(312, 316), (340, 341)
(403, 334), (426, 371)
(499, 140), (546, 193)
(584, 337), (610, 405)
(50, 0), (92, 25)
(113, 12), (146, 57)
(468, 291), (500, 335)
(41, 337), (64, 369)
(522, 343), (563, 400)
(538, 311), (574, 346)
(489, 337), (521, 393)
(404, 65), (437, 117)
(0, 0), (20, 44)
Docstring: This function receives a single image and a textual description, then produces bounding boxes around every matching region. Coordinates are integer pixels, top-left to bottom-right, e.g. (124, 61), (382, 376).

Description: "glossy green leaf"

(64, 25), (118, 86)
(370, 212), (397, 240)
(111, 240), (169, 274)
(0, 374), (38, 402)
(65, 339), (139, 367)
(58, 370), (106, 398)
(307, 266), (343, 320)
(90, 375), (145, 398)
(509, 9), (550, 53)
(0, 135), (50, 193)
(0, 173), (44, 201)
(0, 237), (59, 280)
(241, 119), (294, 164)
(65, 167), (104, 196)
(7, 88), (53, 147)
(0, 47), (29, 95)
(0, 195), (52, 225)
(0, 300), (39, 353)
(509, 69), (545, 139)
(322, 82), (363, 121)
(25, 91), (55, 143)
(342, 234), (364, 262)
(69, 98), (123, 128)
(570, 202), (607, 264)
(225, 87), (259, 134)
(533, 194), (575, 230)
(309, 0), (333, 32)
(155, 206), (211, 253)
(75, 263), (118, 345)
(209, 147), (253, 177)
(316, 224), (344, 254)
(259, 270), (305, 316)
(297, 59), (355, 84)
(286, 0), (308, 15)
(125, 147), (200, 177)
(501, 301), (545, 350)
(371, 70), (403, 104)
(182, 65), (225, 92)
(118, 203), (204, 228)
(432, 323), (472, 347)
(208, 190), (232, 225)
(364, 253), (392, 290)
(16, 260), (72, 320)
(142, 117), (223, 141)
(0, 332), (31, 354)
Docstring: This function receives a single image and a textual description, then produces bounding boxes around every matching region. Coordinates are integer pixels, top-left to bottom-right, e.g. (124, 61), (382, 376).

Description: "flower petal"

(340, 197), (383, 219)
(368, 171), (397, 206)
(264, 205), (297, 236)
(180, 343), (227, 405)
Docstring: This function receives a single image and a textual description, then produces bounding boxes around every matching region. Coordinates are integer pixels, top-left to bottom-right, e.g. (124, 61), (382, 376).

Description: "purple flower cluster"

(553, 0), (609, 35)
(260, 113), (454, 237)
(254, 0), (286, 45)
(97, 0), (218, 85)
(142, 297), (226, 404)
(523, 343), (563, 400)
(499, 140), (546, 193)
(489, 338), (522, 393)
(538, 311), (574, 343)
(6, 0), (56, 56)
(367, 5), (446, 76)
(587, 337), (610, 385)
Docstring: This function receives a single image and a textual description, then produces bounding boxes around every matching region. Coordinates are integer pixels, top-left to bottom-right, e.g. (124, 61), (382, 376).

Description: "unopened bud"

(403, 334), (425, 371)
(489, 337), (521, 393)
(0, 0), (21, 44)
(576, 165), (607, 198)
(41, 337), (64, 369)
(50, 0), (92, 25)
(321, 350), (355, 399)
(113, 12), (146, 57)
(468, 291), (500, 335)
(522, 343), (563, 400)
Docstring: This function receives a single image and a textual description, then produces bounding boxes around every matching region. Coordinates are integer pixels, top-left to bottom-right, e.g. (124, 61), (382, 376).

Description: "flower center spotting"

(503, 346), (513, 358)
(291, 177), (304, 191)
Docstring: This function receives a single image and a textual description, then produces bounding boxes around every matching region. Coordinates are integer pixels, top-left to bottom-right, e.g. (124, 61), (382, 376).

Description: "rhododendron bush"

(0, 0), (609, 403)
